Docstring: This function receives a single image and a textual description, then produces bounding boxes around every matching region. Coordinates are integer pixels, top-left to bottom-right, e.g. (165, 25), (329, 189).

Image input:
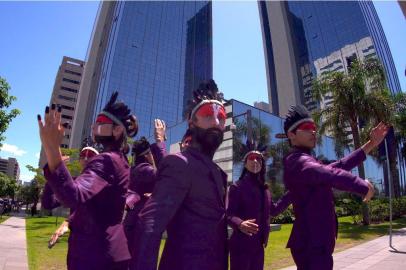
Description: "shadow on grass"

(26, 216), (61, 231)
(338, 217), (406, 240)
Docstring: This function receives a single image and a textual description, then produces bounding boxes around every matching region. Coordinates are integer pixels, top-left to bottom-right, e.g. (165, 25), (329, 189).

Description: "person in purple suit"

(132, 79), (228, 270)
(124, 119), (167, 258)
(37, 92), (138, 270)
(42, 146), (99, 248)
(282, 105), (388, 270)
(227, 147), (292, 270)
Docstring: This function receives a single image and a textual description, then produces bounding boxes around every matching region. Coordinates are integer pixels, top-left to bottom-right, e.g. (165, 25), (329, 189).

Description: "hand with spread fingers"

(37, 104), (65, 172)
(154, 119), (166, 143)
(362, 122), (390, 155)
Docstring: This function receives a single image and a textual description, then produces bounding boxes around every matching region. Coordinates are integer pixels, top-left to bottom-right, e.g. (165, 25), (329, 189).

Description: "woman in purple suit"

(38, 92), (138, 270)
(124, 119), (167, 258)
(227, 148), (291, 270)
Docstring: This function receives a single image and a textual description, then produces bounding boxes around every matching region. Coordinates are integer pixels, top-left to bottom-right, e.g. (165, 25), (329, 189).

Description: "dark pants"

(67, 256), (129, 270)
(290, 247), (333, 270)
(230, 243), (264, 270)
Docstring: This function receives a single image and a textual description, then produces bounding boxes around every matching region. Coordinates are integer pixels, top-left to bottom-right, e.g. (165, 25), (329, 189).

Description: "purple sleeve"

(132, 164), (156, 185)
(299, 156), (369, 196)
(134, 155), (191, 270)
(45, 154), (112, 209)
(226, 184), (243, 229)
(150, 142), (167, 165)
(125, 190), (141, 209)
(41, 181), (61, 210)
(269, 191), (291, 217)
(327, 148), (366, 171)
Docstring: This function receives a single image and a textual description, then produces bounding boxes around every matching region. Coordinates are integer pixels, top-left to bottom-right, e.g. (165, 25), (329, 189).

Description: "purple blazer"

(227, 173), (291, 248)
(44, 151), (131, 265)
(133, 147), (228, 270)
(283, 147), (369, 250)
(124, 142), (167, 222)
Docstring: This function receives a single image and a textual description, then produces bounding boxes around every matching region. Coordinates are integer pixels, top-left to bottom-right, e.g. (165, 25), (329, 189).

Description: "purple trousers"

(290, 246), (333, 270)
(229, 242), (264, 270)
(67, 255), (129, 270)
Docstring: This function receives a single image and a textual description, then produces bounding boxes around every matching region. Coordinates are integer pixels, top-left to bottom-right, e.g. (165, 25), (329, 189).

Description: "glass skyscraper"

(258, 1), (401, 116)
(71, 1), (212, 146)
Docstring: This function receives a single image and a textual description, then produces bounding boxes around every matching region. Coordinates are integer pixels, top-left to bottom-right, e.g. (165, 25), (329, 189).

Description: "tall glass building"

(71, 1), (212, 147)
(258, 1), (401, 116)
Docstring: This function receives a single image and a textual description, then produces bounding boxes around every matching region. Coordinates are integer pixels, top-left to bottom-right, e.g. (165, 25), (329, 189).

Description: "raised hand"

(37, 104), (65, 171)
(362, 122), (390, 155)
(369, 122), (390, 148)
(238, 219), (259, 236)
(154, 119), (166, 143)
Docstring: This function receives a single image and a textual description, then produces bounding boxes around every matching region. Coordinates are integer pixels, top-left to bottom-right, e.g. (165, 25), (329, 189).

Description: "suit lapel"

(187, 148), (226, 207)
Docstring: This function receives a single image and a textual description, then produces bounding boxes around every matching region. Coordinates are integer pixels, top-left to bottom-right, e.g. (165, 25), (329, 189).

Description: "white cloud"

(35, 152), (40, 159)
(0, 143), (27, 157)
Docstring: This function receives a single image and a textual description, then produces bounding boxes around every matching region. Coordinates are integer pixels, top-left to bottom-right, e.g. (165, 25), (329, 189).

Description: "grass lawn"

(263, 216), (406, 269)
(26, 215), (406, 270)
(26, 216), (70, 270)
(0, 215), (9, 223)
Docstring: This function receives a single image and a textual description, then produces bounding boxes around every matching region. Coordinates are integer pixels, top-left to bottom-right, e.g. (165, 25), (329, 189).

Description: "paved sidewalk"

(281, 228), (406, 270)
(0, 215), (28, 270)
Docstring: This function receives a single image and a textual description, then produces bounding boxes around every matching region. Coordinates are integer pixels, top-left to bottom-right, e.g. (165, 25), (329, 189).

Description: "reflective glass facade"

(164, 99), (388, 194)
(259, 1), (401, 114)
(89, 1), (212, 139)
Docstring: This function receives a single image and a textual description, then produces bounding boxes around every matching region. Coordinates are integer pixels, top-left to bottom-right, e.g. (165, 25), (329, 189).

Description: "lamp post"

(384, 138), (395, 250)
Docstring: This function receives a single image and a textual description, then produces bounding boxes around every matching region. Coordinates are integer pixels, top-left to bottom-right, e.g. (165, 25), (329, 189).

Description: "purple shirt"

(283, 147), (369, 250)
(133, 147), (228, 270)
(44, 151), (131, 264)
(227, 173), (291, 248)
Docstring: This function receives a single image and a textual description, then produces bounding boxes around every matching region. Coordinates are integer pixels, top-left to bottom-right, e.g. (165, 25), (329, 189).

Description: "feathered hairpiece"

(283, 104), (314, 134)
(242, 139), (268, 161)
(186, 79), (225, 120)
(132, 137), (151, 157)
(98, 91), (138, 137)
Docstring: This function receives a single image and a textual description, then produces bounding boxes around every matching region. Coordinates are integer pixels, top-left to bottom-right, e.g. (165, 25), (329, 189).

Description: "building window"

(60, 105), (74, 111)
(60, 144), (69, 148)
(62, 78), (80, 85)
(65, 70), (82, 76)
(62, 114), (73, 120)
(58, 95), (76, 102)
(61, 86), (78, 94)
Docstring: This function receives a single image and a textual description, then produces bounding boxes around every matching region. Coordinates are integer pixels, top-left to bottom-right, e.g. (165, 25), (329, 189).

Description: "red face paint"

(247, 153), (262, 161)
(195, 102), (226, 129)
(296, 122), (317, 132)
(196, 103), (226, 120)
(96, 114), (113, 124)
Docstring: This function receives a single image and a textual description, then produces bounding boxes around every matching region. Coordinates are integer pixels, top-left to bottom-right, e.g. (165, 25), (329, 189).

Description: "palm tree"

(312, 58), (396, 225)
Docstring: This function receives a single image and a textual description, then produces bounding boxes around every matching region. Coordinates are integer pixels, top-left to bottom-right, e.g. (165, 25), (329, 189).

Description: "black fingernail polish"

(45, 106), (49, 113)
(37, 115), (41, 120)
(51, 104), (56, 110)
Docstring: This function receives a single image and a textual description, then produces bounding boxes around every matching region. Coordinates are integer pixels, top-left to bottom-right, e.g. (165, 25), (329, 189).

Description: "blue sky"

(0, 1), (404, 182)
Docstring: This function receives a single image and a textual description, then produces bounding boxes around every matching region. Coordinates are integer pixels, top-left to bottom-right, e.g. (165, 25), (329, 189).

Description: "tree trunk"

(350, 120), (370, 225)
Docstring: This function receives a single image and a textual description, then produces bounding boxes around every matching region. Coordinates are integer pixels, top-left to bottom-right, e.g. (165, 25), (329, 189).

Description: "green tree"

(0, 172), (18, 198)
(0, 76), (21, 147)
(312, 58), (395, 224)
